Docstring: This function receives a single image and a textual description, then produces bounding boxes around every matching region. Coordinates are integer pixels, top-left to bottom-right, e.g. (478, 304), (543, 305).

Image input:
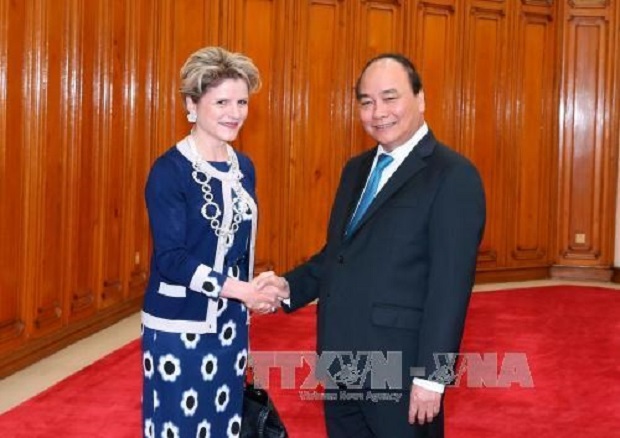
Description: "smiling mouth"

(373, 122), (396, 130)
(221, 122), (240, 129)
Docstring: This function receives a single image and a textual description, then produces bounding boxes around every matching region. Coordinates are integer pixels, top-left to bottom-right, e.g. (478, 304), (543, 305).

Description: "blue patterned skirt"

(142, 298), (249, 438)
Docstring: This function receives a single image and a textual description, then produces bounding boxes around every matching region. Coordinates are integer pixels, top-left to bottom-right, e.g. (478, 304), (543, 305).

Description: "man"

(257, 53), (485, 437)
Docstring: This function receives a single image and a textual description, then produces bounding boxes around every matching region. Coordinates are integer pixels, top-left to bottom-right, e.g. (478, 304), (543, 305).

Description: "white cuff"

(413, 378), (445, 394)
(189, 264), (221, 298)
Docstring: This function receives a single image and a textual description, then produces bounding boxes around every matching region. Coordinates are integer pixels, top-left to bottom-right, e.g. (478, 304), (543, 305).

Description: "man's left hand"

(408, 384), (441, 425)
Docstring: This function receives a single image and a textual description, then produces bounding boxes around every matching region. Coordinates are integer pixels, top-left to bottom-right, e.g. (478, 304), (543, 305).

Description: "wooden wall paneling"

(57, 0), (85, 320)
(284, 0), (352, 268)
(153, 0), (221, 152)
(352, 0), (406, 154)
(97, 0), (127, 309)
(21, 0), (63, 336)
(460, 0), (508, 269)
(556, 1), (616, 267)
(224, 0), (289, 272)
(0, 0), (26, 349)
(67, 0), (99, 320)
(152, 0), (212, 156)
(152, 0), (175, 155)
(506, 0), (555, 267)
(411, 0), (459, 147)
(170, 0), (212, 141)
(204, 0), (224, 44)
(90, 0), (112, 311)
(125, 0), (155, 298)
(568, 0), (608, 9)
(616, 0), (620, 271)
(357, 0), (405, 57)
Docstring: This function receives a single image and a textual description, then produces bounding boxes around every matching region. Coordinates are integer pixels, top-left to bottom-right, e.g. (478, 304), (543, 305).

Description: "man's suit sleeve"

(282, 248), (327, 312)
(417, 161), (486, 382)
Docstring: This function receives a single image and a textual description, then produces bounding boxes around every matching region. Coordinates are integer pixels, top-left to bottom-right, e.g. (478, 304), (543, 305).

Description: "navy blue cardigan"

(142, 143), (256, 334)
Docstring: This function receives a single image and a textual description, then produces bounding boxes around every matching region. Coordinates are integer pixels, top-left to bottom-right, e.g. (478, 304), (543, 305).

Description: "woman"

(141, 47), (282, 438)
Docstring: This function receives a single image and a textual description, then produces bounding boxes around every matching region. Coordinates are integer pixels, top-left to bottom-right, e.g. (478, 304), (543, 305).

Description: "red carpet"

(1, 285), (619, 437)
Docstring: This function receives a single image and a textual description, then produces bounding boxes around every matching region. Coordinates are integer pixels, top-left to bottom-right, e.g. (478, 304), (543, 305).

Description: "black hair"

(355, 53), (423, 99)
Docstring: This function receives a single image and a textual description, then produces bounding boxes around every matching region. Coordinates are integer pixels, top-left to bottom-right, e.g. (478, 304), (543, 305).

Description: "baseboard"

(549, 265), (613, 282)
(612, 268), (620, 284)
(475, 266), (550, 284)
(0, 297), (143, 379)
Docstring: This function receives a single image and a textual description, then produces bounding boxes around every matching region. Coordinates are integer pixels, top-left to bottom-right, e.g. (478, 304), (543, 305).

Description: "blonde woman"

(141, 47), (286, 438)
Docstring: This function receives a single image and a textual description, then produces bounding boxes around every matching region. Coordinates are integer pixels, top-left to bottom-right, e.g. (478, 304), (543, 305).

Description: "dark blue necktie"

(345, 153), (394, 237)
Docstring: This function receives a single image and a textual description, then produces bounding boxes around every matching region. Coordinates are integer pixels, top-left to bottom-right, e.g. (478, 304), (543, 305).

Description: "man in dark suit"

(257, 53), (486, 437)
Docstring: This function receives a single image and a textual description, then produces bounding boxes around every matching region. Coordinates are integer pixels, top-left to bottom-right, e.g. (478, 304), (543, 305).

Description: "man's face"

(357, 59), (425, 152)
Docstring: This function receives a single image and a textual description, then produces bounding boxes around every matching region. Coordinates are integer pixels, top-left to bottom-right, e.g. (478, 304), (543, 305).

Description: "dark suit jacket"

(285, 130), (485, 421)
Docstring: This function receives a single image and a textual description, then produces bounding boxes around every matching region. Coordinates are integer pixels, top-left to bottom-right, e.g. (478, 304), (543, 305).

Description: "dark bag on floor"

(241, 383), (288, 438)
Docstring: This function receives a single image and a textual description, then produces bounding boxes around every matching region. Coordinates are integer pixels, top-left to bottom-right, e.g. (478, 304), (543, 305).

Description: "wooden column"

(552, 0), (619, 282)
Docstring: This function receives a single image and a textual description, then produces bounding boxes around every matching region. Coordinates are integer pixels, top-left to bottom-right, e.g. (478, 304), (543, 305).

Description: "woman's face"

(186, 78), (250, 147)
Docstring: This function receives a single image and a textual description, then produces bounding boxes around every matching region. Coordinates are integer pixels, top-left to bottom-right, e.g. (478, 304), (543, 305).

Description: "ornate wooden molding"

(311, 0), (344, 5)
(470, 6), (506, 18)
(568, 0), (608, 8)
(521, 9), (553, 22)
(102, 279), (123, 301)
(561, 249), (602, 261)
(521, 0), (553, 6)
(511, 249), (547, 261)
(71, 289), (95, 313)
(418, 1), (455, 14)
(477, 250), (498, 263)
(362, 0), (402, 5)
(34, 302), (62, 329)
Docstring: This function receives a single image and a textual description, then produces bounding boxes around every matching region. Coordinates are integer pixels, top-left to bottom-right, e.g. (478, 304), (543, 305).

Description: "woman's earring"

(187, 111), (197, 123)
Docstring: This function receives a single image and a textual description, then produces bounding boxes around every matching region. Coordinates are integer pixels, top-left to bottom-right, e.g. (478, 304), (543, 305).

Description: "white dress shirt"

(351, 123), (429, 216)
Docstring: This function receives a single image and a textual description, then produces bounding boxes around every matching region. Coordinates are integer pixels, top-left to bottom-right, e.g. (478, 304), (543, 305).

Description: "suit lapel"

(346, 132), (437, 239)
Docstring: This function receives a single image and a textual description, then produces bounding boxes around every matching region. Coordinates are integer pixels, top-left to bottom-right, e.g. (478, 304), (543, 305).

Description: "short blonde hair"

(179, 46), (261, 106)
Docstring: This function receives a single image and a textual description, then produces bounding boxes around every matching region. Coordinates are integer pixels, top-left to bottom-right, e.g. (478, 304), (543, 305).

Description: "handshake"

(245, 271), (290, 315)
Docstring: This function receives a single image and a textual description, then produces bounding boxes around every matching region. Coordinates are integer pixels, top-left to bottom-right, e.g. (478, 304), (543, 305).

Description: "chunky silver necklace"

(186, 136), (253, 247)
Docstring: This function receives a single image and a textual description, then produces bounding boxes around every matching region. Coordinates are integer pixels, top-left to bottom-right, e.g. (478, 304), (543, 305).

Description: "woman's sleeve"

(145, 157), (227, 299)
